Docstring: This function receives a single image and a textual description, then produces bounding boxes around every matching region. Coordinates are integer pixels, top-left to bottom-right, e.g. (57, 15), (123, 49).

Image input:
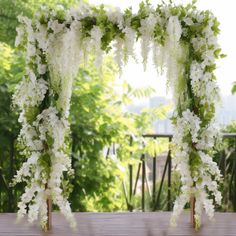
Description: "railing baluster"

(152, 137), (157, 207)
(129, 164), (133, 211)
(153, 157), (156, 205)
(154, 150), (170, 210)
(142, 153), (145, 212)
(129, 136), (133, 211)
(167, 137), (172, 211)
(133, 162), (141, 196)
(122, 181), (129, 210)
(105, 147), (110, 159)
(223, 149), (226, 179)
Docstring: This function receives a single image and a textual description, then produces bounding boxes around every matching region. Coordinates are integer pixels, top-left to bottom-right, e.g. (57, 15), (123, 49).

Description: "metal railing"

(0, 133), (236, 213)
(122, 133), (236, 212)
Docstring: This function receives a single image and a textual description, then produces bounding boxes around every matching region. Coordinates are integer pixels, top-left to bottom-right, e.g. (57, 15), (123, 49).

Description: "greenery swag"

(13, 0), (225, 230)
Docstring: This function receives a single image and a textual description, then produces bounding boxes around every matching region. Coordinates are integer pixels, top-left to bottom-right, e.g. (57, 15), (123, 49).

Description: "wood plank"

(0, 212), (236, 236)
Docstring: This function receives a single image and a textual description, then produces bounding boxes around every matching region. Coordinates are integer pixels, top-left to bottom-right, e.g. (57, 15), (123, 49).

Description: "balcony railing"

(0, 133), (236, 213)
(122, 133), (236, 212)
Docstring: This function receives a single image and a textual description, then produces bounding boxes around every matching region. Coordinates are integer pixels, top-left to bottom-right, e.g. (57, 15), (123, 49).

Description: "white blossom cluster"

(13, 105), (76, 228)
(107, 7), (124, 30)
(173, 109), (201, 146)
(169, 10), (222, 227)
(123, 26), (136, 62)
(139, 13), (158, 69)
(13, 72), (48, 109)
(13, 14), (76, 229)
(90, 25), (104, 69)
(164, 15), (183, 91)
(190, 61), (220, 106)
(171, 108), (222, 227)
(190, 16), (220, 106)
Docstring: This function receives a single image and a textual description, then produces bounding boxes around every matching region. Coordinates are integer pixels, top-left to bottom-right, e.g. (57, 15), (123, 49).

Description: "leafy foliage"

(0, 42), (24, 211)
(232, 82), (236, 94)
(69, 56), (170, 211)
(69, 56), (127, 211)
(0, 0), (80, 46)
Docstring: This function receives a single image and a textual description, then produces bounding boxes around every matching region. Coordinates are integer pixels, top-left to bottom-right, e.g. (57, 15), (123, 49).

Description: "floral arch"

(13, 0), (224, 230)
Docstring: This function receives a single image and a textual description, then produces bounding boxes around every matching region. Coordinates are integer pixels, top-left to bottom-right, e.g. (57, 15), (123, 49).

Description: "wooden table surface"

(0, 212), (235, 236)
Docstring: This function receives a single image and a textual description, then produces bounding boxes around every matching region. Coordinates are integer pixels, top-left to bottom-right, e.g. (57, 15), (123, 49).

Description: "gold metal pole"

(46, 198), (52, 231)
(190, 196), (196, 228)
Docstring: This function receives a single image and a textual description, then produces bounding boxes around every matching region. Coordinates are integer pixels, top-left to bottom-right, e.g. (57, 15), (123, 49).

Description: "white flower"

(113, 37), (124, 74)
(90, 25), (103, 69)
(203, 198), (214, 219)
(167, 15), (182, 43)
(28, 202), (40, 223)
(183, 17), (193, 26)
(190, 60), (220, 105)
(191, 37), (206, 52)
(183, 109), (201, 143)
(164, 15), (183, 92)
(197, 124), (218, 150)
(215, 191), (222, 205)
(37, 63), (47, 75)
(152, 43), (165, 73)
(39, 199), (48, 228)
(48, 20), (65, 34)
(173, 109), (201, 145)
(48, 31), (81, 80)
(198, 151), (222, 180)
(107, 7), (124, 30)
(35, 24), (48, 51)
(18, 16), (35, 42)
(171, 191), (190, 226)
(69, 2), (92, 19)
(15, 26), (25, 47)
(139, 13), (157, 69)
(123, 26), (136, 62)
(13, 151), (40, 183)
(56, 74), (74, 118)
(195, 12), (204, 23)
(27, 43), (36, 58)
(13, 75), (48, 109)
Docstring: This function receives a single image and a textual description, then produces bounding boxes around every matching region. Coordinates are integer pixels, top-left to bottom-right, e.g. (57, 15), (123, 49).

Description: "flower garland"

(13, 1), (224, 229)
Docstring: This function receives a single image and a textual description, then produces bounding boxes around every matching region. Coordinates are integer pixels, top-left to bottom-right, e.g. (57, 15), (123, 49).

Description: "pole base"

(46, 198), (52, 231)
(190, 196), (196, 228)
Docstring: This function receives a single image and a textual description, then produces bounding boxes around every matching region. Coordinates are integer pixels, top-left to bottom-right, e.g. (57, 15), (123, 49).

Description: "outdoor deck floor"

(0, 212), (236, 236)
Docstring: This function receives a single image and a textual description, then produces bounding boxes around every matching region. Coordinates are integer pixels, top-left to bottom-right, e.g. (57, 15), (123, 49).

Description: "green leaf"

(232, 82), (236, 94)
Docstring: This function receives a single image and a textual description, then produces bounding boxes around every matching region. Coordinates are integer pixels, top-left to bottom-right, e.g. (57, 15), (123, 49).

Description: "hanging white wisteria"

(13, 0), (225, 230)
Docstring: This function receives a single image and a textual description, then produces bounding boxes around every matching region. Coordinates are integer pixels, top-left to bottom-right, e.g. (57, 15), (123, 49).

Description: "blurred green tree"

(0, 42), (25, 211)
(0, 0), (80, 46)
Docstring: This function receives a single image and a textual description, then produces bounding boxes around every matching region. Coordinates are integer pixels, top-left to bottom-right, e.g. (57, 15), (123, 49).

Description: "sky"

(89, 0), (236, 97)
